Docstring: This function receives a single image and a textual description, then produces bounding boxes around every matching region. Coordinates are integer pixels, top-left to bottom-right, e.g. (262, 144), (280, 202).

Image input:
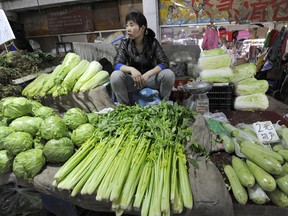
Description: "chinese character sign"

(253, 121), (280, 143)
(159, 0), (288, 25)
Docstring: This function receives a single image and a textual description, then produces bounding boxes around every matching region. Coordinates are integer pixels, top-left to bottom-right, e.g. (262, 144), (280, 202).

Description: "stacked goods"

(22, 53), (110, 99)
(0, 97), (96, 182)
(216, 121), (288, 207)
(197, 48), (270, 111)
(53, 102), (198, 215)
(198, 48), (233, 83)
(0, 51), (61, 98)
(231, 64), (269, 111)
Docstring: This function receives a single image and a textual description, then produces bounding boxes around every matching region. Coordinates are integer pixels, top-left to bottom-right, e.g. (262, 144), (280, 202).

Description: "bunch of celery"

(53, 102), (197, 215)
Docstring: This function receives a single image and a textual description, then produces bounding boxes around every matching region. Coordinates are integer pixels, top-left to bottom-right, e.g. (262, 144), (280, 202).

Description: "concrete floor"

(267, 95), (288, 117)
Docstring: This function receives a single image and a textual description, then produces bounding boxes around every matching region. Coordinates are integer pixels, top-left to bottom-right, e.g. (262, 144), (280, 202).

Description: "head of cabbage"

(33, 106), (56, 119)
(10, 116), (43, 137)
(43, 137), (74, 163)
(0, 150), (14, 174)
(0, 126), (14, 150)
(38, 116), (68, 140)
(0, 97), (32, 119)
(13, 148), (46, 182)
(4, 131), (33, 156)
(71, 123), (95, 147)
(63, 108), (88, 130)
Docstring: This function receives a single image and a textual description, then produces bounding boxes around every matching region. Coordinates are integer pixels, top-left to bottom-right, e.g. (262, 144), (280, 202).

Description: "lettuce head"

(13, 148), (45, 182)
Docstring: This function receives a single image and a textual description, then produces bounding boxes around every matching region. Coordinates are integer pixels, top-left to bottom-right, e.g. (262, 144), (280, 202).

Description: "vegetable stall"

(0, 51), (288, 216)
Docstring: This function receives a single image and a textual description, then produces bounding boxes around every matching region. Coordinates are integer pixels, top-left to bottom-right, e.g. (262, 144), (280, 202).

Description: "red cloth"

(269, 29), (280, 47)
(201, 27), (219, 50)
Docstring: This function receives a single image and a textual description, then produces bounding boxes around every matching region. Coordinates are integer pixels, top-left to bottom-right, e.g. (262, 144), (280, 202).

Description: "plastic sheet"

(0, 184), (42, 216)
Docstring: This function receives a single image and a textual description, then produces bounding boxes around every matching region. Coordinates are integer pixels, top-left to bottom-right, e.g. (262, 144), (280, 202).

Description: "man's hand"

(130, 67), (145, 88)
(141, 73), (150, 84)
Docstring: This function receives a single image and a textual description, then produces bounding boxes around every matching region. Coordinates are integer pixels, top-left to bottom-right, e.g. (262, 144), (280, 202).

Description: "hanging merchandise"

(201, 25), (219, 50)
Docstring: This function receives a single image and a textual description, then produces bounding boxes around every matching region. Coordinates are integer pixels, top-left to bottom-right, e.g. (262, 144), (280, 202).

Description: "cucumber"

(278, 150), (288, 162)
(246, 160), (276, 192)
(266, 188), (288, 207)
(219, 134), (235, 154)
(275, 174), (288, 195)
(241, 146), (283, 175)
(240, 141), (284, 164)
(283, 163), (288, 174)
(224, 165), (248, 205)
(281, 127), (288, 149)
(231, 156), (255, 188)
(272, 144), (285, 152)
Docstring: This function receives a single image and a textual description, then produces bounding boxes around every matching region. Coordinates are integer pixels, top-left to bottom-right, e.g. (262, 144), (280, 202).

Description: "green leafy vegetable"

(235, 77), (269, 96)
(63, 108), (88, 130)
(0, 150), (14, 174)
(32, 106), (56, 119)
(234, 94), (269, 111)
(71, 123), (95, 147)
(4, 131), (33, 156)
(13, 148), (45, 182)
(10, 116), (43, 137)
(43, 137), (74, 163)
(38, 116), (68, 140)
(0, 97), (32, 119)
(230, 63), (256, 83)
(0, 126), (14, 150)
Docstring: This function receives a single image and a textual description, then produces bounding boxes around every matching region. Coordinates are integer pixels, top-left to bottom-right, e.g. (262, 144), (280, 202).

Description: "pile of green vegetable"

(0, 97), (97, 182)
(53, 102), (199, 215)
(216, 122), (288, 207)
(0, 50), (62, 98)
(22, 53), (110, 98)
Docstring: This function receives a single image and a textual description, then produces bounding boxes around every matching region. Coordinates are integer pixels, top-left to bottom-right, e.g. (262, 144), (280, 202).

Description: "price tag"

(252, 121), (279, 144)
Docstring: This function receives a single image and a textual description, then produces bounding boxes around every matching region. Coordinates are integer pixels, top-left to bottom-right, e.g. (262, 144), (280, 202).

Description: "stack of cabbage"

(198, 48), (269, 111)
(231, 63), (269, 111)
(198, 48), (233, 83)
(218, 121), (288, 207)
(22, 53), (110, 99)
(0, 97), (96, 182)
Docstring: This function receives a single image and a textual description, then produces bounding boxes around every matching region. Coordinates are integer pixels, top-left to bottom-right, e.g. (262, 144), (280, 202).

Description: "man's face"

(126, 20), (145, 40)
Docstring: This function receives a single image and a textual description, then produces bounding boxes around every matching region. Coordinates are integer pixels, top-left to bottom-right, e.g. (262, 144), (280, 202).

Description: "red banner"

(160, 0), (288, 24)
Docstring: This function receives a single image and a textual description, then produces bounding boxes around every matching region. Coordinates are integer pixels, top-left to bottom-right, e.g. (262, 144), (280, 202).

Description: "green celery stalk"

(178, 153), (193, 209)
(53, 136), (97, 183)
(81, 133), (126, 195)
(161, 147), (172, 213)
(141, 168), (154, 216)
(70, 140), (110, 197)
(172, 174), (183, 214)
(96, 150), (123, 201)
(170, 150), (177, 203)
(133, 161), (152, 209)
(57, 142), (103, 190)
(149, 147), (164, 216)
(110, 135), (137, 201)
(120, 138), (149, 209)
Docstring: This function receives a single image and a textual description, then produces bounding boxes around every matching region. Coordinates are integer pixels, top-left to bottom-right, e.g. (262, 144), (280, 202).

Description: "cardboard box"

(93, 1), (122, 30)
(119, 0), (143, 27)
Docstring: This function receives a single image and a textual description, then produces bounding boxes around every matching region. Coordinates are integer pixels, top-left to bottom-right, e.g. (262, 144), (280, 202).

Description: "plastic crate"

(207, 84), (234, 111)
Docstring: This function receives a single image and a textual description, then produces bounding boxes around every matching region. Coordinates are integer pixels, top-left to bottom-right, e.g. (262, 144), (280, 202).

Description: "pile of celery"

(53, 102), (196, 216)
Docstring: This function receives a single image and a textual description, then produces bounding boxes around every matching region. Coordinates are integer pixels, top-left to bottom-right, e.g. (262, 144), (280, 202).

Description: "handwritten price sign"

(0, 9), (15, 45)
(253, 121), (279, 144)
